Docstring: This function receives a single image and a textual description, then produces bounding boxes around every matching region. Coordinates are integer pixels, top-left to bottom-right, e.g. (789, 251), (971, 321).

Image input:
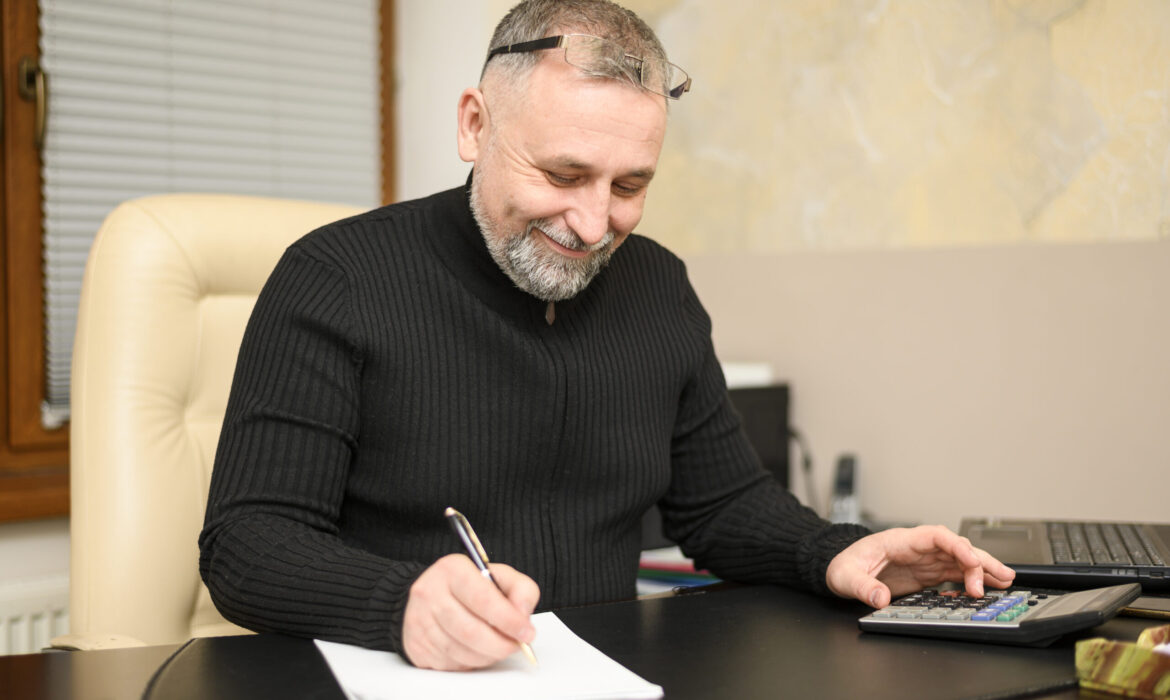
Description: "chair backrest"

(67, 194), (362, 648)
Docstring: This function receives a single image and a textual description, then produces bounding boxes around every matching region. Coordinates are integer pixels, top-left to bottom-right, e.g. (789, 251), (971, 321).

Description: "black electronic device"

(640, 384), (789, 550)
(960, 518), (1170, 592)
(858, 582), (1141, 646)
(724, 385), (790, 487)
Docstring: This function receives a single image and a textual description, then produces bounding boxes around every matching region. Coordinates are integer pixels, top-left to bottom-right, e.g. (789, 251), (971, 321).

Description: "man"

(200, 0), (1014, 672)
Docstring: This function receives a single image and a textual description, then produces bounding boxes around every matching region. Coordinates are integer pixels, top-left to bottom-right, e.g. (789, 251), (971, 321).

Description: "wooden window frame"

(0, 0), (397, 522)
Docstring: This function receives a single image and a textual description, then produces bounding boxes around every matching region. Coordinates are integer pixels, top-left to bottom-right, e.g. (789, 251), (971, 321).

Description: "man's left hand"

(825, 525), (1015, 609)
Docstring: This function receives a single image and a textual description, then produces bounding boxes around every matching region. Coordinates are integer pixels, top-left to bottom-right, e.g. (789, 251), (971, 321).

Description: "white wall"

(0, 518), (69, 586)
(393, 0), (492, 200)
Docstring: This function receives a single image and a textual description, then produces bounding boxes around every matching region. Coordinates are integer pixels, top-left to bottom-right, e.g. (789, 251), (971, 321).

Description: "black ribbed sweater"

(199, 181), (869, 653)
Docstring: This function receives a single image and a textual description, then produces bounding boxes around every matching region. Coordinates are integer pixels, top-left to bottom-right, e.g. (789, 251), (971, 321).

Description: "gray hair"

(482, 0), (668, 92)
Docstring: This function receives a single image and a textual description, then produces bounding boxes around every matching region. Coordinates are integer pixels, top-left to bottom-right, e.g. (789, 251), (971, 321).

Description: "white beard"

(470, 182), (616, 302)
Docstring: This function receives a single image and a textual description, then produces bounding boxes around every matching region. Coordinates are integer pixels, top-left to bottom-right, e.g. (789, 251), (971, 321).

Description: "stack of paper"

(315, 612), (663, 700)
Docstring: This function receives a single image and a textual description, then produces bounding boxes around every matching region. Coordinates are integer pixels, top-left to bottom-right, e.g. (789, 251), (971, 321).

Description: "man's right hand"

(402, 553), (541, 670)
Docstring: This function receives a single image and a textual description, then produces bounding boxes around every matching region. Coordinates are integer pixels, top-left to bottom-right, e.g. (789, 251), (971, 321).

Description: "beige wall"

(688, 241), (1170, 527)
(396, 1), (1169, 528)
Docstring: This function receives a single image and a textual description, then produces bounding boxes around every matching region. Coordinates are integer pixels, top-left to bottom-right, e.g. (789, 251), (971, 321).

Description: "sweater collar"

(426, 171), (584, 326)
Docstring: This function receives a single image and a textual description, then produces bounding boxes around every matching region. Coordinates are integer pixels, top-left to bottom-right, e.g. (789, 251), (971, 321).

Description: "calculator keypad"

(869, 589), (1045, 626)
(859, 582), (1141, 646)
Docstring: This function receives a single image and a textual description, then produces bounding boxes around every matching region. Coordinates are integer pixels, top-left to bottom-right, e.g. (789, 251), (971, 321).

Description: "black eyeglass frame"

(485, 34), (692, 100)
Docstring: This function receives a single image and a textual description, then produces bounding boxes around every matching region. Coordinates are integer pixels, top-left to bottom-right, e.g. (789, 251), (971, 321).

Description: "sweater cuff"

(799, 522), (871, 596)
(369, 562), (428, 654)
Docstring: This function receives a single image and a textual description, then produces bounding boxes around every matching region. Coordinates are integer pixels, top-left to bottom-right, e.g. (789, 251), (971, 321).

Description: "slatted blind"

(37, 0), (381, 428)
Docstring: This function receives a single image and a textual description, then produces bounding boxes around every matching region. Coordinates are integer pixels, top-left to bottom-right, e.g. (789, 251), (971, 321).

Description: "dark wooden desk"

(0, 634), (339, 700)
(0, 584), (1154, 700)
(2, 644), (178, 700)
(560, 584), (1150, 699)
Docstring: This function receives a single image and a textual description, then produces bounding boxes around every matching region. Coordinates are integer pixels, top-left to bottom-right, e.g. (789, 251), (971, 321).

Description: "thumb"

(859, 579), (891, 609)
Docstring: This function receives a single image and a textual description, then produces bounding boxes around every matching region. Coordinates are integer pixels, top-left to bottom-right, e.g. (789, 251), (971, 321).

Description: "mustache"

(526, 219), (615, 252)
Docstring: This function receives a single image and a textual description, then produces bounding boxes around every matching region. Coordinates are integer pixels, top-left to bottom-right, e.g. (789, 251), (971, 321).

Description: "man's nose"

(565, 184), (612, 246)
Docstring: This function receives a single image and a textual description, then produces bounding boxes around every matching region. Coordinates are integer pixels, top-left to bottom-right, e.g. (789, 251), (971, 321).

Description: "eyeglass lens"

(562, 34), (688, 99)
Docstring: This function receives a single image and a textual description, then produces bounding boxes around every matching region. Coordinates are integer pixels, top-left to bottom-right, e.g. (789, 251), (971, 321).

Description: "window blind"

(38, 0), (381, 428)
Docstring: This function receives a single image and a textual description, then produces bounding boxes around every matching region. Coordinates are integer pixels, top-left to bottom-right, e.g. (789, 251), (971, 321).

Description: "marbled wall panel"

(622, 0), (1170, 253)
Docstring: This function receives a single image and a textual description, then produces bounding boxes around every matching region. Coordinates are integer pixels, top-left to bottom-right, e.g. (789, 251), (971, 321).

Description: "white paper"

(314, 612), (663, 700)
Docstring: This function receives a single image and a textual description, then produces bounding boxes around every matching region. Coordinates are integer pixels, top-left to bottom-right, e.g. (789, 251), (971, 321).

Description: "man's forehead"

(521, 59), (666, 129)
(519, 109), (663, 177)
(480, 53), (666, 177)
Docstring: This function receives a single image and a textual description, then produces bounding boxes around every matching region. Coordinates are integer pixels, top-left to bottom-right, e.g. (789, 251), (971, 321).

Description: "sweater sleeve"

(660, 278), (870, 595)
(199, 244), (424, 652)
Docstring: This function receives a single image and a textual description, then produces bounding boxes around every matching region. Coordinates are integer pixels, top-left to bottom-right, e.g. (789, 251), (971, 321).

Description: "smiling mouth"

(536, 228), (591, 259)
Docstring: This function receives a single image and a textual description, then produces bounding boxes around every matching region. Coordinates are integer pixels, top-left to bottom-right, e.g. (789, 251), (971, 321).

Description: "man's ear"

(457, 88), (489, 163)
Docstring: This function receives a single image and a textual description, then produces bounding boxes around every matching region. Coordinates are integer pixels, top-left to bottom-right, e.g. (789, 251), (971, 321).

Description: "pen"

(444, 506), (538, 666)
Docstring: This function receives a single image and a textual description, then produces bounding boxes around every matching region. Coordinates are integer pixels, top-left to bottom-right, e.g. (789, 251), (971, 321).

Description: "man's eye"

(546, 172), (577, 186)
(613, 182), (644, 197)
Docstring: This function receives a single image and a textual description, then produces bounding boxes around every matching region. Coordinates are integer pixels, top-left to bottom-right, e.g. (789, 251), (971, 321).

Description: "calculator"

(858, 582), (1140, 646)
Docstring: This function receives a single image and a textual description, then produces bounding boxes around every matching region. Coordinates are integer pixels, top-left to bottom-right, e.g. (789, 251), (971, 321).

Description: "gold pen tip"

(520, 641), (538, 666)
(444, 506), (457, 517)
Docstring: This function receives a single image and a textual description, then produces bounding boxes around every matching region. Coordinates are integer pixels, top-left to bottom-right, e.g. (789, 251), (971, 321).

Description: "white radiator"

(0, 575), (69, 656)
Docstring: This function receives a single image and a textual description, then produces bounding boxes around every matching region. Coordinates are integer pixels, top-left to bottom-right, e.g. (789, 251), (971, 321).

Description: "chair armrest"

(49, 632), (149, 651)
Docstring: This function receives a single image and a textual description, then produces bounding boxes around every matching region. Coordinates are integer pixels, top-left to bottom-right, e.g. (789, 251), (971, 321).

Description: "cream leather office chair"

(55, 194), (362, 650)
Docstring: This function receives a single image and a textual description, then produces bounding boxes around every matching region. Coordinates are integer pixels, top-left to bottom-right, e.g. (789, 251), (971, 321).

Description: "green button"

(997, 612), (1015, 622)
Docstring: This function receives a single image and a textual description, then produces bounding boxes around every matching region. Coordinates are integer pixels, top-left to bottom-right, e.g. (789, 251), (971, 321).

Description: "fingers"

(824, 536), (892, 607)
(826, 525), (1018, 608)
(491, 563), (542, 625)
(925, 527), (989, 598)
(402, 554), (540, 671)
(450, 562), (537, 645)
(924, 527), (1015, 596)
(972, 546), (1016, 590)
(962, 560), (987, 598)
(408, 606), (507, 671)
(978, 547), (1016, 584)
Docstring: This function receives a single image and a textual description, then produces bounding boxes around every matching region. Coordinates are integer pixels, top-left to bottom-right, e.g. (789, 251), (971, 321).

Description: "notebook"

(959, 518), (1170, 592)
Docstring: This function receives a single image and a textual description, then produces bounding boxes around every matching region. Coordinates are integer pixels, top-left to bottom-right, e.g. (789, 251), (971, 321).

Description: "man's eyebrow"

(545, 157), (592, 171)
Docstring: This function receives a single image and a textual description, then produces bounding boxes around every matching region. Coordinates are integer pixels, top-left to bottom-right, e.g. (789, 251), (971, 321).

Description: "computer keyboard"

(1048, 522), (1167, 566)
(858, 582), (1140, 646)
